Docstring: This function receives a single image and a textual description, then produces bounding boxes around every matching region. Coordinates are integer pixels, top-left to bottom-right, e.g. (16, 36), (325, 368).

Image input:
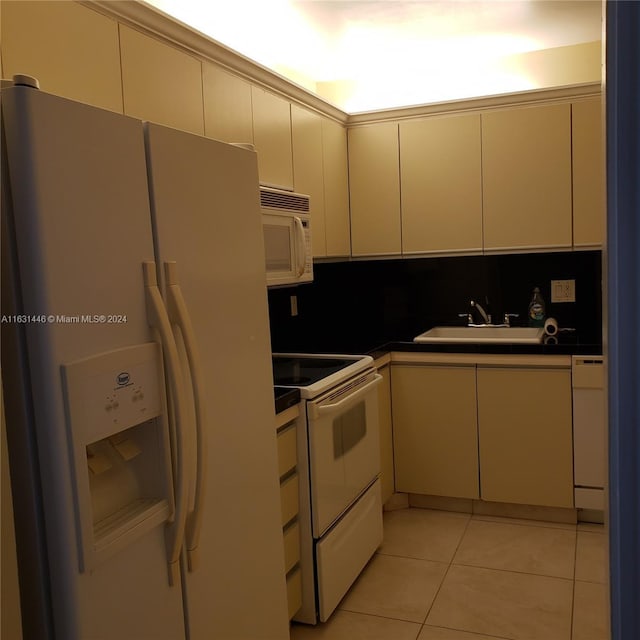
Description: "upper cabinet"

(252, 87), (294, 190)
(400, 114), (483, 255)
(321, 119), (351, 257)
(3, 0), (602, 259)
(291, 105), (326, 256)
(120, 25), (204, 135)
(348, 123), (401, 257)
(202, 63), (253, 145)
(291, 107), (351, 258)
(572, 97), (605, 248)
(1, 1), (123, 113)
(481, 103), (573, 252)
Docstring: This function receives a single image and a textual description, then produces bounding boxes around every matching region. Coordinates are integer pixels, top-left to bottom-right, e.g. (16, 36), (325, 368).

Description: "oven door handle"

(309, 374), (382, 419)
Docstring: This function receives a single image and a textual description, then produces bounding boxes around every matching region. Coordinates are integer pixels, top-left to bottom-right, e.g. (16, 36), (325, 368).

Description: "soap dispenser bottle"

(528, 287), (546, 327)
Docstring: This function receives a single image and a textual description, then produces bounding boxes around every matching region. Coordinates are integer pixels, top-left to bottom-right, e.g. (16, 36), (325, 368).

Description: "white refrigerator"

(1, 79), (290, 639)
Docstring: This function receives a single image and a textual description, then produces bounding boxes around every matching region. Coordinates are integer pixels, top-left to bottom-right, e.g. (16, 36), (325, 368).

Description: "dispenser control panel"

(63, 343), (163, 444)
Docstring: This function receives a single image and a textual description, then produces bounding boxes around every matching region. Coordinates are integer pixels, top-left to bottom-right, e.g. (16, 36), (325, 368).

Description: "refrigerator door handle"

(143, 262), (189, 586)
(164, 261), (207, 572)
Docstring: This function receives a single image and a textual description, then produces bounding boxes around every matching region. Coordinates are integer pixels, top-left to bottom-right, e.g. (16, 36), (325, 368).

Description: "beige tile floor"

(290, 507), (609, 640)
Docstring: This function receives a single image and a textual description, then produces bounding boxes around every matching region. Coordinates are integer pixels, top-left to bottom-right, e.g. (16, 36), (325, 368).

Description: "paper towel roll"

(544, 317), (558, 336)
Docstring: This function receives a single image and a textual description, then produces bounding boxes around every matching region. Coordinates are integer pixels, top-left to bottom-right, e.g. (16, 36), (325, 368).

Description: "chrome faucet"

(503, 312), (519, 327)
(470, 299), (491, 325)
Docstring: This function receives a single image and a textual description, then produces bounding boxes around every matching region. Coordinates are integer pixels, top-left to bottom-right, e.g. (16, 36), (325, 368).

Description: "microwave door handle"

(294, 216), (306, 277)
(309, 374), (383, 419)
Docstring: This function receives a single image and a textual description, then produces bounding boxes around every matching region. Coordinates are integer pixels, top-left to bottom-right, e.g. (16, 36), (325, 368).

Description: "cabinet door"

(400, 114), (482, 254)
(477, 367), (573, 508)
(1, 0), (122, 112)
(392, 365), (479, 499)
(291, 105), (326, 256)
(572, 97), (605, 248)
(482, 103), (572, 252)
(120, 25), (204, 135)
(322, 119), (351, 257)
(202, 63), (253, 144)
(377, 365), (394, 504)
(348, 123), (401, 256)
(251, 87), (294, 189)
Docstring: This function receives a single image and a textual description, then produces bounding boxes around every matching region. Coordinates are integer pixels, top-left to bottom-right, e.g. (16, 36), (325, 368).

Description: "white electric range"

(272, 353), (383, 624)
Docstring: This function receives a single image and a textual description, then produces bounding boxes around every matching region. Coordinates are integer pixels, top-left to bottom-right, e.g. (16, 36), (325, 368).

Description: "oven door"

(306, 369), (382, 537)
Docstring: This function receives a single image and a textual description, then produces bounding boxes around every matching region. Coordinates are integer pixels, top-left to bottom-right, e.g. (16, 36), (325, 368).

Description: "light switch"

(551, 279), (576, 303)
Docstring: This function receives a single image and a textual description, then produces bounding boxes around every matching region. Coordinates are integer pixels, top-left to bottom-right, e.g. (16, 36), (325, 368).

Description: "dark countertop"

(274, 386), (301, 414)
(366, 332), (603, 361)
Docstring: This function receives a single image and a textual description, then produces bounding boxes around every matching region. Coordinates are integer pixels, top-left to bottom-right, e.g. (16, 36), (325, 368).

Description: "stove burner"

(277, 376), (313, 385)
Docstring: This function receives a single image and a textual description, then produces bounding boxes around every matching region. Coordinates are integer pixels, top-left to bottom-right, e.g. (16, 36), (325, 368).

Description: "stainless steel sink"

(414, 326), (545, 344)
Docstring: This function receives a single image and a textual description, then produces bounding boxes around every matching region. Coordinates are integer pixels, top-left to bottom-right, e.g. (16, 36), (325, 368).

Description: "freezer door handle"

(164, 261), (207, 572)
(143, 261), (188, 586)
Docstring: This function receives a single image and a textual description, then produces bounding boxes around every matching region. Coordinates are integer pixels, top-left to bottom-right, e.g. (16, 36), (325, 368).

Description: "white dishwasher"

(572, 356), (606, 512)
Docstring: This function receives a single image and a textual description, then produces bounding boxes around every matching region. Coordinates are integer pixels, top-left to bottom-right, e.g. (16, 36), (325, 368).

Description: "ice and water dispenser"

(62, 342), (174, 572)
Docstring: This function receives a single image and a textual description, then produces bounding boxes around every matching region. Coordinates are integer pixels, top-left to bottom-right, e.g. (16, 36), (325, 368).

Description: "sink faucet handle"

(470, 299), (491, 325)
(458, 312), (473, 326)
(504, 312), (519, 326)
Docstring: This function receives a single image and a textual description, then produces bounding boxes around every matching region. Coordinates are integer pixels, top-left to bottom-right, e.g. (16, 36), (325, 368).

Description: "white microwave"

(261, 186), (313, 287)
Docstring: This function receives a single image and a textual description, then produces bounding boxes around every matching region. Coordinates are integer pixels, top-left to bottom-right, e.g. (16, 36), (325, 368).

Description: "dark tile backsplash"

(268, 251), (603, 353)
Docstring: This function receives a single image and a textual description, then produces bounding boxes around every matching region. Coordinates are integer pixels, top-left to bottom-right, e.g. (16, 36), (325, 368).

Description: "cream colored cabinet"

(321, 118), (351, 257)
(481, 103), (572, 252)
(251, 87), (294, 190)
(275, 405), (302, 620)
(400, 114), (483, 255)
(202, 63), (253, 144)
(477, 366), (573, 508)
(291, 105), (326, 256)
(376, 365), (394, 504)
(119, 25), (204, 134)
(1, 0), (123, 112)
(572, 97), (605, 248)
(291, 107), (351, 258)
(391, 365), (479, 499)
(348, 123), (401, 256)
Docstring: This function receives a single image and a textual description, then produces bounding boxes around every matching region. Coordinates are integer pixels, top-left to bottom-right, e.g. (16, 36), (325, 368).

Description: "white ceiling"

(145, 0), (602, 112)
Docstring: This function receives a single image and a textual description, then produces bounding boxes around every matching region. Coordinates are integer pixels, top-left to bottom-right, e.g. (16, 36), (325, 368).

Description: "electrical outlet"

(551, 279), (576, 303)
(290, 295), (298, 317)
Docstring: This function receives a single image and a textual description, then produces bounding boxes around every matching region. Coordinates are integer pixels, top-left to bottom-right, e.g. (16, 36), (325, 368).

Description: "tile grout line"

(570, 527), (579, 640)
(449, 560), (577, 582)
(472, 513), (581, 532)
(419, 513), (474, 627)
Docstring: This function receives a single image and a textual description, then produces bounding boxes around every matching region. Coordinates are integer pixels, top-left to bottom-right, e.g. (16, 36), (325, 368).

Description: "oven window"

(333, 403), (367, 459)
(264, 224), (292, 271)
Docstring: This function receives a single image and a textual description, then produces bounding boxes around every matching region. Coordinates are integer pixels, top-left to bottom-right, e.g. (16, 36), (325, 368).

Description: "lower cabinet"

(376, 364), (395, 504)
(477, 366), (574, 508)
(392, 365), (479, 500)
(275, 405), (303, 619)
(391, 358), (574, 509)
